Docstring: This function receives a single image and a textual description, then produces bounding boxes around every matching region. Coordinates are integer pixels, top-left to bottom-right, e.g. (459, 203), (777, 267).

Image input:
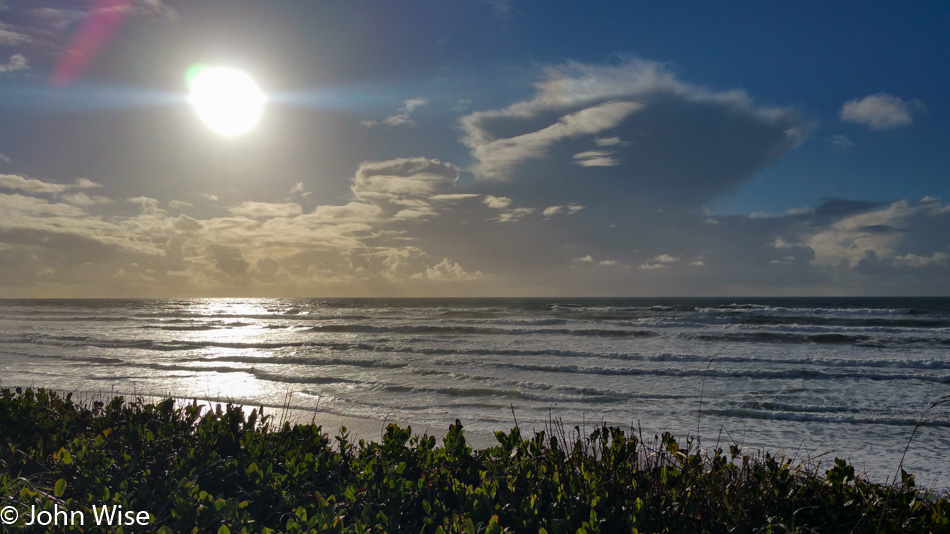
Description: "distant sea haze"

(2, 297), (949, 488)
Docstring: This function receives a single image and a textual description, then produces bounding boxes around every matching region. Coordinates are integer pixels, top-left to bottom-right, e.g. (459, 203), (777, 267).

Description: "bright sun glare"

(187, 65), (265, 137)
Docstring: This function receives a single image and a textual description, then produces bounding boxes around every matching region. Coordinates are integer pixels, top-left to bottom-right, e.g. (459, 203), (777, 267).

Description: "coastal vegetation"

(1, 387), (948, 533)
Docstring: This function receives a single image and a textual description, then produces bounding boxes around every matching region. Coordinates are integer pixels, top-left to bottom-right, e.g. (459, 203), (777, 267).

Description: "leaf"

(217, 526), (230, 534)
(54, 479), (67, 497)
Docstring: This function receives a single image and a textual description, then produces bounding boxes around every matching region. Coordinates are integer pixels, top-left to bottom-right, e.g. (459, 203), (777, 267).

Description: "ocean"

(2, 297), (949, 488)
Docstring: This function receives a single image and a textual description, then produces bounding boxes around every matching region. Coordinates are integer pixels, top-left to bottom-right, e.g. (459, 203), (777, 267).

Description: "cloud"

(128, 196), (162, 214)
(464, 100), (641, 179)
(639, 254), (677, 270)
(0, 174), (100, 194)
(483, 195), (512, 209)
(60, 192), (113, 207)
(542, 206), (563, 216)
(807, 197), (950, 268)
(894, 252), (948, 268)
(287, 182), (311, 198)
(840, 93), (919, 130)
(573, 150), (619, 167)
(413, 258), (483, 281)
(168, 200), (194, 210)
(352, 157), (460, 220)
(229, 201), (303, 219)
(482, 0), (512, 16)
(595, 137), (622, 147)
(362, 98), (429, 127)
(0, 26), (32, 46)
(496, 207), (535, 222)
(210, 245), (250, 277)
(430, 193), (480, 202)
(0, 54), (28, 73)
(573, 255), (594, 262)
(829, 134), (853, 148)
(598, 259), (618, 266)
(31, 8), (86, 28)
(0, 153), (10, 164)
(459, 58), (807, 212)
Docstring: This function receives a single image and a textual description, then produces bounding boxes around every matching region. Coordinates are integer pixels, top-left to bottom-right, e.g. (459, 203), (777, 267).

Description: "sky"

(0, 0), (948, 297)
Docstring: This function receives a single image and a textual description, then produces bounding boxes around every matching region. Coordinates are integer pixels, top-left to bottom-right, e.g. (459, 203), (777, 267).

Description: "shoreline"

(3, 383), (502, 449)
(3, 385), (949, 532)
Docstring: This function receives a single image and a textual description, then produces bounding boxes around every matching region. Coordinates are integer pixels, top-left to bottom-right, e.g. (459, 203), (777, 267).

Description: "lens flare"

(187, 65), (265, 137)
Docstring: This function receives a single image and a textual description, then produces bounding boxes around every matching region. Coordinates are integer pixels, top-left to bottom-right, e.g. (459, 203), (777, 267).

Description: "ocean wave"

(490, 362), (950, 383)
(692, 331), (950, 347)
(704, 408), (950, 428)
(190, 355), (408, 369)
(307, 324), (658, 337)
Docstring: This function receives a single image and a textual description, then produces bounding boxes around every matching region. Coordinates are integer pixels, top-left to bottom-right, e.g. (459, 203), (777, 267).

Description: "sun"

(187, 65), (266, 137)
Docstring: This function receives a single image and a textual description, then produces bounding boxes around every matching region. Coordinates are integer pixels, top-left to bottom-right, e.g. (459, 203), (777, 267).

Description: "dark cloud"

(461, 59), (808, 213)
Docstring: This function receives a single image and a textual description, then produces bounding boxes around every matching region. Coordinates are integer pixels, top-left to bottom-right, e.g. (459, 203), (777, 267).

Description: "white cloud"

(31, 8), (85, 28)
(168, 200), (194, 210)
(430, 193), (480, 202)
(0, 54), (28, 74)
(0, 27), (32, 46)
(127, 196), (162, 214)
(60, 193), (113, 207)
(567, 204), (584, 214)
(840, 93), (917, 130)
(772, 238), (799, 249)
(483, 195), (512, 209)
(0, 153), (10, 164)
(894, 252), (948, 268)
(598, 259), (618, 266)
(0, 175), (100, 194)
(496, 207), (535, 222)
(363, 98), (429, 127)
(413, 258), (483, 281)
(689, 260), (705, 267)
(542, 206), (563, 216)
(595, 137), (622, 147)
(639, 254), (676, 270)
(829, 134), (853, 148)
(352, 157), (460, 220)
(74, 178), (101, 189)
(807, 197), (949, 268)
(288, 182), (311, 197)
(573, 150), (619, 167)
(465, 100), (641, 180)
(229, 201), (303, 219)
(573, 255), (594, 262)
